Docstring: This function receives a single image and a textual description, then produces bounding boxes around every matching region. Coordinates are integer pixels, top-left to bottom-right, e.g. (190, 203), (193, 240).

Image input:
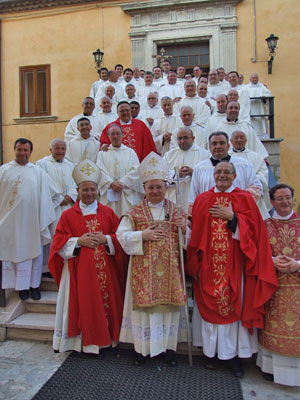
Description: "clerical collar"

(210, 154), (231, 166)
(83, 113), (91, 117)
(217, 111), (225, 114)
(232, 148), (245, 153)
(148, 200), (164, 208)
(226, 118), (238, 123)
(120, 118), (132, 125)
(272, 210), (294, 220)
(214, 185), (235, 193)
(79, 200), (97, 216)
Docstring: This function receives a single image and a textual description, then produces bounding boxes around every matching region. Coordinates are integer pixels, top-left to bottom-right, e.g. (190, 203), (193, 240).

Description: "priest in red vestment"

(49, 159), (128, 354)
(257, 184), (300, 386)
(100, 101), (157, 162)
(186, 161), (278, 377)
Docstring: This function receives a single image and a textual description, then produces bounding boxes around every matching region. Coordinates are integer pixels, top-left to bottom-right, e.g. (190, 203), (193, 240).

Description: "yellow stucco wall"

(1, 3), (131, 162)
(236, 0), (300, 202)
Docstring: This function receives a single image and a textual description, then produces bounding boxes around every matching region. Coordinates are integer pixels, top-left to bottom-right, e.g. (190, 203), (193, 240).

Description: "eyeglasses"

(273, 196), (293, 201)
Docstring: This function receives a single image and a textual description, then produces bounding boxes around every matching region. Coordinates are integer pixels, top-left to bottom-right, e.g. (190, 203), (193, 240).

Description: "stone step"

(24, 291), (57, 314)
(40, 278), (58, 292)
(6, 312), (55, 342)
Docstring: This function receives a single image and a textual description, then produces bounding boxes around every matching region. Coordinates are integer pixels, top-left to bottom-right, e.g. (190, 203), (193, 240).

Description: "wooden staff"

(174, 167), (193, 366)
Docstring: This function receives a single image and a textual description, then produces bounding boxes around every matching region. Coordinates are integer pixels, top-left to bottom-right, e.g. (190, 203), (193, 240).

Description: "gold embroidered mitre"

(72, 159), (101, 186)
(138, 152), (170, 183)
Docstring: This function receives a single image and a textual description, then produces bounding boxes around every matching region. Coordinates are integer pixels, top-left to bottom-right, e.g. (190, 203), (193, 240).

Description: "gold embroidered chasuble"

(259, 216), (300, 357)
(126, 199), (186, 311)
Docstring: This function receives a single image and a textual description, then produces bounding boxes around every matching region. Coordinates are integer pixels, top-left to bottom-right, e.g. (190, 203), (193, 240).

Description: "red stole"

(186, 188), (278, 331)
(49, 201), (128, 347)
(126, 199), (186, 310)
(259, 213), (300, 356)
(100, 118), (157, 162)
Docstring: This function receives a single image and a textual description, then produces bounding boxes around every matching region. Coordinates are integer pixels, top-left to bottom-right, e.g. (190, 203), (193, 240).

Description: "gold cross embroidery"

(149, 157), (158, 167)
(80, 163), (96, 176)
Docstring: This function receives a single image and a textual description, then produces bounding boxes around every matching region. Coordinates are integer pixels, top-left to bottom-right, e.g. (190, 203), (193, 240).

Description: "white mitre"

(72, 159), (101, 185)
(138, 152), (170, 183)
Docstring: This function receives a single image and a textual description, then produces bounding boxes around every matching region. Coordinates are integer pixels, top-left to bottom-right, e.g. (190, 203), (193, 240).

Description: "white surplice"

(159, 84), (184, 102)
(174, 96), (211, 126)
(170, 122), (208, 150)
(65, 135), (100, 165)
(246, 82), (272, 137)
(189, 156), (263, 205)
(229, 148), (271, 220)
(151, 114), (182, 155)
(211, 118), (269, 160)
(163, 144), (209, 212)
(93, 110), (117, 136)
(0, 161), (57, 290)
(139, 104), (164, 130)
(64, 113), (103, 143)
(207, 82), (227, 99)
(117, 201), (187, 357)
(96, 144), (144, 217)
(227, 84), (251, 123)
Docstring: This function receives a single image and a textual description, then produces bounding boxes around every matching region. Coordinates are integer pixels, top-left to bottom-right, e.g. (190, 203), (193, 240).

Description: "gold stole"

(126, 199), (186, 312)
(259, 218), (300, 357)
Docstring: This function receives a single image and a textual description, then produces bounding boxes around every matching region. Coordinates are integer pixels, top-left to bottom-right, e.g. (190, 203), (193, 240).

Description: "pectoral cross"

(152, 48), (172, 68)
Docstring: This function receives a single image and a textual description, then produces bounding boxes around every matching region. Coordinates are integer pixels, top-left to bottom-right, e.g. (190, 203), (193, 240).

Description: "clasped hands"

(77, 232), (107, 248)
(142, 217), (186, 241)
(209, 201), (234, 220)
(60, 195), (73, 206)
(273, 255), (299, 273)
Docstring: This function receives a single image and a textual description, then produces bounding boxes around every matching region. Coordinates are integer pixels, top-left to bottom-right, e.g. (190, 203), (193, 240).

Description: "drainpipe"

(0, 19), (2, 165)
(251, 0), (257, 63)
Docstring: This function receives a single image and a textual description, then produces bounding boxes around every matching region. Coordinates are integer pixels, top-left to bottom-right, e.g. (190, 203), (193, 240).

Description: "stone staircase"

(1, 278), (58, 343)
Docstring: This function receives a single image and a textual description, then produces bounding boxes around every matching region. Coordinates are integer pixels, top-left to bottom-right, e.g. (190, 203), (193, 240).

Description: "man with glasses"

(257, 184), (300, 387)
(187, 161), (277, 377)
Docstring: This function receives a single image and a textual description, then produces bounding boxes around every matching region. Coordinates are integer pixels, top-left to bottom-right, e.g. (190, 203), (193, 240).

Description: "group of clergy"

(1, 64), (299, 388)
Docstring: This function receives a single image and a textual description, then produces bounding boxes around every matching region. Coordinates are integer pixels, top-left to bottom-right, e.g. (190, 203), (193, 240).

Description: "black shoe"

(165, 350), (177, 367)
(18, 290), (30, 301)
(263, 372), (274, 381)
(203, 355), (219, 370)
(133, 351), (146, 366)
(230, 357), (244, 378)
(42, 272), (53, 279)
(30, 287), (41, 301)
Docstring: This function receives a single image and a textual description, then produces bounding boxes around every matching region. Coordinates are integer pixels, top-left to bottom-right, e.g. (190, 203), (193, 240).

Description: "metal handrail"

(250, 96), (275, 138)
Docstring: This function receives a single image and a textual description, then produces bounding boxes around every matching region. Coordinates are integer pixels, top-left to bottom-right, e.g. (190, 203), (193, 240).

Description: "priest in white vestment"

(170, 106), (208, 150)
(95, 70), (125, 103)
(151, 97), (181, 155)
(93, 96), (117, 134)
(246, 73), (272, 137)
(65, 117), (99, 165)
(121, 84), (145, 110)
(197, 83), (217, 114)
(36, 139), (78, 271)
(174, 80), (210, 126)
(0, 139), (57, 301)
(137, 72), (159, 100)
(227, 89), (250, 123)
(207, 69), (227, 100)
(96, 125), (144, 217)
(89, 68), (108, 98)
(164, 127), (209, 213)
(229, 131), (271, 220)
(227, 71), (251, 122)
(207, 94), (227, 133)
(210, 101), (269, 160)
(159, 71), (184, 103)
(117, 152), (187, 366)
(64, 97), (103, 143)
(189, 132), (263, 208)
(139, 92), (164, 130)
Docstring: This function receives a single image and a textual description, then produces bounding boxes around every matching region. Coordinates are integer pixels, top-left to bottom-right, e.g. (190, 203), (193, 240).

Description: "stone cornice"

(122, 0), (243, 15)
(0, 0), (103, 13)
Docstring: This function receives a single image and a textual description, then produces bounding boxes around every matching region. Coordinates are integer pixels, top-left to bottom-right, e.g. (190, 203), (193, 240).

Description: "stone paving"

(0, 340), (299, 400)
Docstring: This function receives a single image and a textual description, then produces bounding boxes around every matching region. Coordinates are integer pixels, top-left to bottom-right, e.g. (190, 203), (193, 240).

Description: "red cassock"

(49, 201), (128, 347)
(186, 188), (278, 332)
(100, 118), (157, 162)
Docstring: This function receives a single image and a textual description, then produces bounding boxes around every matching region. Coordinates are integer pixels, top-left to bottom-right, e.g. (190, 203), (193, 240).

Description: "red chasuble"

(49, 201), (128, 347)
(259, 213), (300, 357)
(186, 188), (278, 332)
(100, 118), (157, 162)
